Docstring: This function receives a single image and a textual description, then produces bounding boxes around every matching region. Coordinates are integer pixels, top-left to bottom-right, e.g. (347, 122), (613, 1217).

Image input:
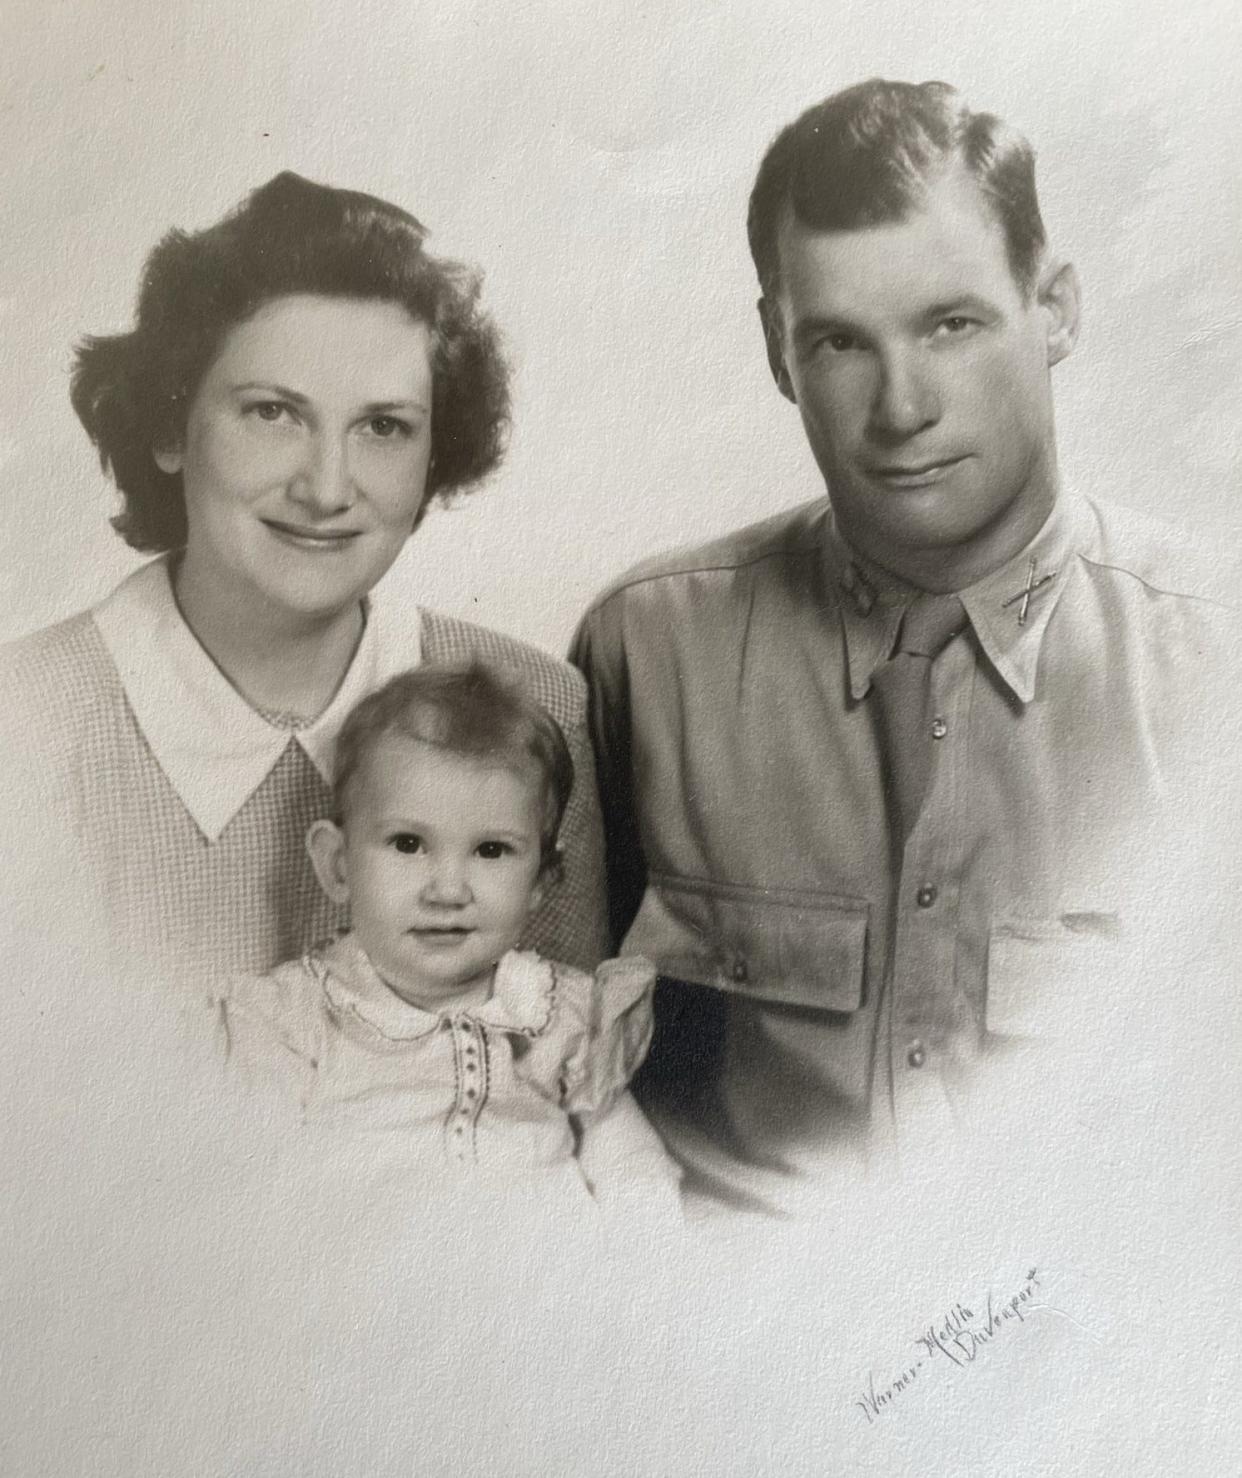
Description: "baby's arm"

(575, 1090), (682, 1212)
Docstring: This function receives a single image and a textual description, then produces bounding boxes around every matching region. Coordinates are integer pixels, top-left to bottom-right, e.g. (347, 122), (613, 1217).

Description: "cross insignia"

(1001, 557), (1058, 626)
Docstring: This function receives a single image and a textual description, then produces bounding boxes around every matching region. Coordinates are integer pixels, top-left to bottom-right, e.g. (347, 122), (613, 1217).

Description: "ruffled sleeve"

(558, 955), (655, 1118)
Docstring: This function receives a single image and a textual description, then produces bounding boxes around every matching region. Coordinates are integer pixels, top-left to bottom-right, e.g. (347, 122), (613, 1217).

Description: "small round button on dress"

(916, 885), (938, 908)
(906, 1042), (926, 1069)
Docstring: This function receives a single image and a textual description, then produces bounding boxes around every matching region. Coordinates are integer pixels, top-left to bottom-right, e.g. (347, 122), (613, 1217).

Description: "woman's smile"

(260, 517), (364, 551)
(163, 294), (434, 635)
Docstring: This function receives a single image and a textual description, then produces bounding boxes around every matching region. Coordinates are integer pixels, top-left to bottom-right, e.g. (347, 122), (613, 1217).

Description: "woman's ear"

(153, 444), (184, 475)
(1038, 257), (1081, 368)
(307, 819), (351, 906)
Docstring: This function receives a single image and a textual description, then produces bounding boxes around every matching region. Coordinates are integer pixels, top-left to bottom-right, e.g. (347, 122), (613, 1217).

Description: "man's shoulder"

(419, 608), (587, 719)
(1081, 496), (1238, 609)
(583, 497), (832, 615)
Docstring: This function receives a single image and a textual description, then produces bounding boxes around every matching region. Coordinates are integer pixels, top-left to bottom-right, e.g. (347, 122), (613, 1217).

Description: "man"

(570, 79), (1237, 1206)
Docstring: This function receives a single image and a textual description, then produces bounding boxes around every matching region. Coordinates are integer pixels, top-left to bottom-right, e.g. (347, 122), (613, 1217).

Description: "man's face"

(764, 166), (1076, 586)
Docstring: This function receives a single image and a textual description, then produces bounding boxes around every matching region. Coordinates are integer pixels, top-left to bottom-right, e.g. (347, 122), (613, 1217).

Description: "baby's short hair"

(332, 662), (574, 876)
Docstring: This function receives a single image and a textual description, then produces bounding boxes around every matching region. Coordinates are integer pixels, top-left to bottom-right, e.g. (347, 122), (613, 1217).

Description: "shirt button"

(916, 885), (938, 908)
(931, 717), (948, 740)
(730, 957), (749, 984)
(906, 1041), (926, 1069)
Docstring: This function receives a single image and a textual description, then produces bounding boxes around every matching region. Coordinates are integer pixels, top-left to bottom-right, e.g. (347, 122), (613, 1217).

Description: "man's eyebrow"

(922, 293), (998, 320)
(790, 312), (859, 344)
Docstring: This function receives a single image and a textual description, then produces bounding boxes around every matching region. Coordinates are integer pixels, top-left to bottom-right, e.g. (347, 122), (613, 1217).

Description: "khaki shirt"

(571, 492), (1240, 1196)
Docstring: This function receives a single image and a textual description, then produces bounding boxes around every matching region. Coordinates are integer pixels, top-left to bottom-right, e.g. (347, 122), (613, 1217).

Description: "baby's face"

(327, 735), (546, 1009)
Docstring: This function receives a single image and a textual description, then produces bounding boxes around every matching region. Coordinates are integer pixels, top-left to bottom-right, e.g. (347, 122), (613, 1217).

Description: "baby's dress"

(219, 934), (655, 1186)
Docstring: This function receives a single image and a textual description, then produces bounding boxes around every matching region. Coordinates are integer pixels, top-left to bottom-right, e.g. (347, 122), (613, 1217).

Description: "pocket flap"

(625, 874), (868, 1012)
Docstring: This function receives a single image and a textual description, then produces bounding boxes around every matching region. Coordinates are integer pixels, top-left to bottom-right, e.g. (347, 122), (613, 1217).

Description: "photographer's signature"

(854, 1268), (1041, 1426)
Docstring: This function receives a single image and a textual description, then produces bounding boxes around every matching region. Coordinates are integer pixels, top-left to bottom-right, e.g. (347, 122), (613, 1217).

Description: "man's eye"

(937, 316), (976, 336)
(389, 833), (424, 854)
(476, 841), (512, 860)
(826, 332), (858, 352)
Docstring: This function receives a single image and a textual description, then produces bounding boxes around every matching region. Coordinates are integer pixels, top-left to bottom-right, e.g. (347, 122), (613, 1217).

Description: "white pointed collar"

(317, 934), (558, 1041)
(92, 555), (422, 841)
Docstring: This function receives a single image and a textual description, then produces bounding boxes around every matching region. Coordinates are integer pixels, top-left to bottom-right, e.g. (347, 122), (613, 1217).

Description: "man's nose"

(287, 433), (355, 515)
(869, 349), (940, 441)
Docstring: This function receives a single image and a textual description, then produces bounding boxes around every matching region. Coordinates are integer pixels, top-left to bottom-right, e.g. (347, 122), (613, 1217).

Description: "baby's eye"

(475, 840), (513, 860)
(388, 832), (424, 854)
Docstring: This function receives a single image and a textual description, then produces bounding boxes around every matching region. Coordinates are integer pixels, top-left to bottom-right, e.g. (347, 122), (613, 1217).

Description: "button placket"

(445, 1016), (488, 1165)
(888, 638), (972, 1110)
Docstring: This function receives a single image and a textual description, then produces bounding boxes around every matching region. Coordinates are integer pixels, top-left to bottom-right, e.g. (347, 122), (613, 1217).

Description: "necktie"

(869, 593), (968, 840)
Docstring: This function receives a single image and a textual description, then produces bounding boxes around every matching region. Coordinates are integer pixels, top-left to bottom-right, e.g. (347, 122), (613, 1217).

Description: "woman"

(1, 173), (605, 978)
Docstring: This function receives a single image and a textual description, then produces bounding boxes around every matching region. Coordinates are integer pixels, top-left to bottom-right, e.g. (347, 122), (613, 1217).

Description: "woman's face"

(156, 293), (434, 627)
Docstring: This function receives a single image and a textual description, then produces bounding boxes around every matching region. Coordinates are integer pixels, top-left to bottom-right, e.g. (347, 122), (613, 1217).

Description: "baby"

(219, 661), (680, 1210)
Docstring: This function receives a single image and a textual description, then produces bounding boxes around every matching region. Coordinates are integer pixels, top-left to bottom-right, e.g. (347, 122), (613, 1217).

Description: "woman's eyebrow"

(362, 398), (429, 414)
(232, 380), (310, 404)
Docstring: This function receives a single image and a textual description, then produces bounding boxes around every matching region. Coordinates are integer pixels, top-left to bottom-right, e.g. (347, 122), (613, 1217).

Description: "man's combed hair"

(332, 662), (574, 877)
(70, 172), (511, 552)
(747, 78), (1047, 301)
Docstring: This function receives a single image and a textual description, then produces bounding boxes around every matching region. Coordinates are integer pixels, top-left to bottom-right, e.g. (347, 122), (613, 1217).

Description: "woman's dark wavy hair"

(71, 172), (511, 552)
(748, 79), (1047, 302)
(332, 661), (574, 881)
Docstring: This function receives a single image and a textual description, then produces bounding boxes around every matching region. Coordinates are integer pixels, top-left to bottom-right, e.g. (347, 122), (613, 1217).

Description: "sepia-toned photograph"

(2, 1), (1239, 1472)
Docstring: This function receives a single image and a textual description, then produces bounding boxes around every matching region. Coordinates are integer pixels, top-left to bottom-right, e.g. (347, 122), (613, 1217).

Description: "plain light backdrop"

(1, 6), (1239, 1473)
(1, 0), (1238, 657)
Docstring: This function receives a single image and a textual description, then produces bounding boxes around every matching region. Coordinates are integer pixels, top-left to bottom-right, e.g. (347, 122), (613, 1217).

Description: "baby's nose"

(421, 861), (472, 905)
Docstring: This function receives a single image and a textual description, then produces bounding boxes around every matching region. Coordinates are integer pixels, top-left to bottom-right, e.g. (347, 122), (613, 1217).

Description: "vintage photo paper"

(2, 1), (1239, 1472)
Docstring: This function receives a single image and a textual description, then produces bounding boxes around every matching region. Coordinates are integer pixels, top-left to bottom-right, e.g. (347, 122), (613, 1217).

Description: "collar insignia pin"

(1002, 558), (1058, 626)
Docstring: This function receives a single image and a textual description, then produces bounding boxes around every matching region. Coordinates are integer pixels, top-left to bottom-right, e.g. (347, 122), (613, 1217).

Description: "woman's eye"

(248, 400), (291, 423)
(365, 415), (412, 439)
(936, 316), (976, 337)
(389, 833), (424, 854)
(476, 841), (512, 860)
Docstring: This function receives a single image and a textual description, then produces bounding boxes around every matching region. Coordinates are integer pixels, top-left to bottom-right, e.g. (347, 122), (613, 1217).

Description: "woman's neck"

(172, 556), (366, 720)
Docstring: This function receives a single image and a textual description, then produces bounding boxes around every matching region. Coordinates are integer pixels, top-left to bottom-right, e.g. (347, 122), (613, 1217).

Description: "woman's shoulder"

(0, 610), (117, 720)
(1, 608), (105, 673)
(417, 608), (587, 722)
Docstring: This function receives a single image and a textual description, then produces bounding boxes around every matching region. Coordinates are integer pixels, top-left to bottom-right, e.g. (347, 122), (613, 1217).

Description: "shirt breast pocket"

(985, 912), (1123, 1043)
(626, 872), (869, 1013)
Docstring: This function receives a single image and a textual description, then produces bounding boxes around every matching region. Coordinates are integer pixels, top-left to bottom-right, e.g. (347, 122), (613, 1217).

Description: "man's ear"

(153, 444), (184, 475)
(1038, 257), (1081, 368)
(307, 819), (351, 906)
(758, 297), (796, 403)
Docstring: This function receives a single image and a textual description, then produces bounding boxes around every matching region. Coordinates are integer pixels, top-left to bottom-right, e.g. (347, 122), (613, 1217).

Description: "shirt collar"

(92, 555), (422, 840)
(831, 492), (1092, 705)
(317, 933), (557, 1040)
